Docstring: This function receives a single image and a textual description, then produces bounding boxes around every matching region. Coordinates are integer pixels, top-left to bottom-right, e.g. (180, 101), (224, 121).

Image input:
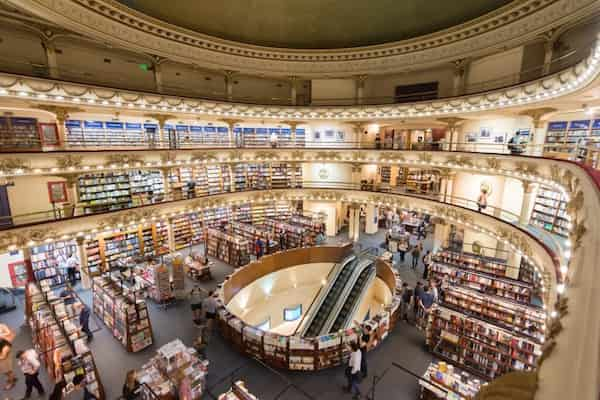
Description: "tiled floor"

(1, 229), (435, 400)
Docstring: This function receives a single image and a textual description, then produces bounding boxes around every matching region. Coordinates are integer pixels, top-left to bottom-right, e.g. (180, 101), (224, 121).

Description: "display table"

(218, 381), (258, 400)
(137, 339), (209, 400)
(419, 361), (483, 399)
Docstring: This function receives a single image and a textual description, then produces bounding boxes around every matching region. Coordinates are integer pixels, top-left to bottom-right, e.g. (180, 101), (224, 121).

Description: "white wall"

(303, 121), (357, 146)
(352, 278), (393, 323)
(0, 251), (25, 288)
(7, 175), (68, 218)
(466, 46), (524, 91)
(457, 116), (532, 153)
(452, 172), (506, 211)
(302, 163), (352, 184)
(311, 79), (355, 104)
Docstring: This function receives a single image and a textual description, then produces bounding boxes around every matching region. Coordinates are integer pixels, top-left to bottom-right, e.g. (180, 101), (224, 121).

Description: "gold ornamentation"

(566, 190), (584, 216)
(515, 161), (539, 176)
(255, 151), (279, 161)
(316, 151), (341, 161)
(291, 151), (304, 160)
(105, 154), (143, 165)
(380, 152), (405, 162)
(0, 158), (29, 173)
(536, 339), (557, 368)
(56, 155), (83, 170)
(418, 153), (432, 163)
(228, 150), (244, 161)
(0, 228), (58, 249)
(447, 155), (473, 167)
(474, 371), (537, 400)
(570, 218), (586, 251)
(191, 152), (218, 163)
(485, 157), (500, 169)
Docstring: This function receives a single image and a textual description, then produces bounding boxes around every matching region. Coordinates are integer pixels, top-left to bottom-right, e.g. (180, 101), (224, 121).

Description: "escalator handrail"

(332, 267), (377, 332)
(298, 254), (356, 336)
(320, 258), (374, 335)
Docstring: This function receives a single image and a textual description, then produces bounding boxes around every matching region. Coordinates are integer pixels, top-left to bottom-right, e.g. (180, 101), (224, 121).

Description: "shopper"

(77, 303), (93, 341)
(66, 252), (79, 286)
(0, 323), (16, 390)
(122, 370), (141, 400)
(411, 242), (422, 270)
(430, 281), (440, 303)
(400, 283), (412, 322)
(477, 189), (488, 213)
(358, 325), (372, 378)
(189, 286), (206, 324)
(507, 131), (525, 154)
(422, 250), (432, 279)
(278, 229), (286, 250)
(418, 286), (435, 327)
(16, 348), (44, 399)
(413, 281), (424, 321)
(202, 291), (218, 334)
(344, 342), (362, 399)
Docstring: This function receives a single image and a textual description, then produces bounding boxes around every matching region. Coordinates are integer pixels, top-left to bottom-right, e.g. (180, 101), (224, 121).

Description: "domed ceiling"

(117, 0), (513, 49)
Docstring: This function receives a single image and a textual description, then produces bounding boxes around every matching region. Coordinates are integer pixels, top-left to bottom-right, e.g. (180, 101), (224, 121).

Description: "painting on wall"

(494, 135), (505, 143)
(314, 130), (321, 140)
(47, 181), (68, 203)
(336, 130), (345, 140)
(324, 129), (335, 139)
(466, 133), (477, 143)
(479, 127), (492, 138)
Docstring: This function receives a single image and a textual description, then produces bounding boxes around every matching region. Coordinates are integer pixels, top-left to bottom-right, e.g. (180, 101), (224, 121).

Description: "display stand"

(206, 227), (250, 266)
(529, 186), (569, 237)
(91, 275), (154, 352)
(418, 361), (483, 399)
(137, 339), (209, 400)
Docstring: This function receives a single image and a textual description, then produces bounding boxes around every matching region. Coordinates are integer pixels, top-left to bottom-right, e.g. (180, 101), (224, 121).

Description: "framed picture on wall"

(39, 123), (60, 146)
(47, 181), (68, 204)
(314, 130), (321, 140)
(479, 127), (492, 138)
(336, 130), (345, 141)
(494, 135), (505, 143)
(325, 129), (335, 139)
(466, 133), (477, 142)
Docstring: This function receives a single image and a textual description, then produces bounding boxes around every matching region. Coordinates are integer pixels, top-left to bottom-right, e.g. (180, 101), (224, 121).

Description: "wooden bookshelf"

(92, 276), (154, 352)
(433, 249), (510, 278)
(426, 305), (542, 380)
(30, 240), (79, 290)
(529, 186), (569, 238)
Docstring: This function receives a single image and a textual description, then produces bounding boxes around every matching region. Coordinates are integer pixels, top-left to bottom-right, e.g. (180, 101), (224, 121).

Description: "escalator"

(329, 265), (376, 332)
(303, 256), (358, 337)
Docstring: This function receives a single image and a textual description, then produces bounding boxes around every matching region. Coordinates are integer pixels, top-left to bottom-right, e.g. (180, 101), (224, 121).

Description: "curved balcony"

(0, 146), (596, 399)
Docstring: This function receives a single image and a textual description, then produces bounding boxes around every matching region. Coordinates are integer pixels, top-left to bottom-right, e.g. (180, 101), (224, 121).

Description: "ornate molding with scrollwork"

(6, 0), (599, 76)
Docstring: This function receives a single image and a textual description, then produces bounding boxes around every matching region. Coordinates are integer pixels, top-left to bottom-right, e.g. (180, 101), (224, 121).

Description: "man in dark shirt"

(78, 304), (93, 341)
(359, 325), (372, 378)
(419, 286), (435, 319)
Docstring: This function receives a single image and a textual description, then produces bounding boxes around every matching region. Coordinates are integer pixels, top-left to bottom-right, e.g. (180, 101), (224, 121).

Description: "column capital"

(34, 105), (82, 121)
(437, 117), (467, 129)
(224, 70), (237, 78)
(519, 107), (557, 128)
(521, 180), (536, 193)
(452, 58), (470, 74)
(144, 113), (176, 128)
(355, 74), (368, 83)
(280, 120), (305, 130)
(219, 118), (244, 128)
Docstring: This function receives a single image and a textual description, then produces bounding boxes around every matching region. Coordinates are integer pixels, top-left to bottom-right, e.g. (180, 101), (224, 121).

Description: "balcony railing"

(0, 40), (591, 106)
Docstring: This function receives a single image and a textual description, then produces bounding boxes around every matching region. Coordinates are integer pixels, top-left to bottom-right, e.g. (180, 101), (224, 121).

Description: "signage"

(105, 121), (124, 129)
(190, 126), (203, 132)
(547, 121), (568, 131)
(125, 123), (142, 130)
(65, 120), (82, 128)
(84, 121), (104, 129)
(569, 120), (591, 130)
(175, 125), (189, 131)
(217, 126), (229, 133)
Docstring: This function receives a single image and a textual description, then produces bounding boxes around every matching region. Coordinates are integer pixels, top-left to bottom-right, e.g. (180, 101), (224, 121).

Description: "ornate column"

(452, 58), (470, 96)
(540, 29), (559, 75)
(158, 166), (172, 199)
(220, 118), (243, 146)
(439, 168), (456, 203)
(280, 120), (304, 146)
(42, 38), (59, 79)
(519, 181), (537, 225)
(432, 219), (449, 252)
(289, 76), (298, 106)
(224, 70), (236, 101)
(355, 75), (368, 105)
(350, 121), (370, 148)
(519, 107), (557, 155)
(34, 105), (82, 149)
(152, 56), (167, 94)
(348, 204), (361, 242)
(351, 164), (362, 187)
(365, 203), (378, 235)
(76, 236), (91, 289)
(144, 114), (175, 147)
(437, 117), (466, 151)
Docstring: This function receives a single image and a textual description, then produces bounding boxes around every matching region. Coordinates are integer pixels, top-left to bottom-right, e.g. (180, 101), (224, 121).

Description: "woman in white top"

(345, 342), (362, 399)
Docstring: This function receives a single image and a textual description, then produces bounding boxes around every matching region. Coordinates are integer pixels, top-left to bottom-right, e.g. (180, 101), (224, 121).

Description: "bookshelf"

(419, 361), (483, 400)
(26, 283), (105, 399)
(395, 168), (439, 194)
(529, 186), (569, 238)
(433, 249), (510, 278)
(441, 286), (545, 342)
(77, 170), (164, 214)
(103, 230), (141, 270)
(544, 119), (600, 158)
(30, 240), (79, 290)
(92, 276), (154, 352)
(430, 260), (533, 304)
(206, 228), (250, 267)
(426, 305), (542, 380)
(172, 215), (193, 250)
(0, 116), (42, 149)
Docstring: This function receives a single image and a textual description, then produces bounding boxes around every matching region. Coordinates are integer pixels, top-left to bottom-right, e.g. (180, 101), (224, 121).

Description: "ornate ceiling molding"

(6, 0), (600, 76)
(0, 33), (599, 122)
